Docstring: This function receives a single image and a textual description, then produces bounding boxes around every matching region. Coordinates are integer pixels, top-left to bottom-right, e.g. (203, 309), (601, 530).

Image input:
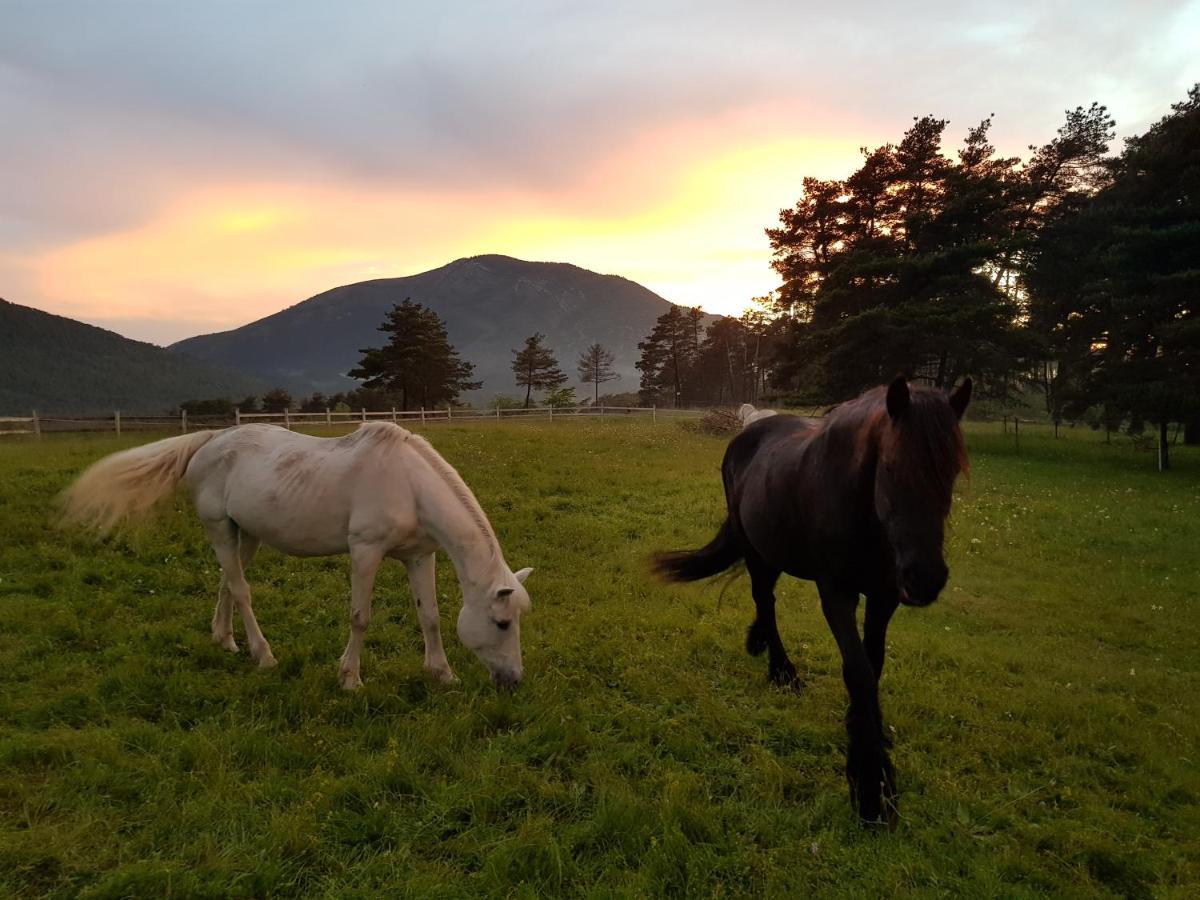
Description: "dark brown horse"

(655, 376), (971, 826)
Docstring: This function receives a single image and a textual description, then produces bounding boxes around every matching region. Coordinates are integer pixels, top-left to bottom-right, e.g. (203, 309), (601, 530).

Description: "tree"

(544, 386), (578, 409)
(636, 306), (704, 407)
(491, 394), (525, 410)
(236, 395), (260, 413)
(511, 333), (567, 408)
(180, 397), (233, 416)
(576, 343), (620, 404)
(349, 298), (480, 410)
(1029, 85), (1200, 470)
(260, 387), (293, 413)
(298, 392), (328, 412)
(765, 110), (1109, 401)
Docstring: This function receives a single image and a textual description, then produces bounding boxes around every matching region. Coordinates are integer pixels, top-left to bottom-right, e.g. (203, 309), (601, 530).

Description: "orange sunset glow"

(3, 3), (1196, 345)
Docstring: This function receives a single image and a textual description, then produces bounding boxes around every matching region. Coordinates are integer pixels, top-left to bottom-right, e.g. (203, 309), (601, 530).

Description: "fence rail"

(1, 405), (707, 436)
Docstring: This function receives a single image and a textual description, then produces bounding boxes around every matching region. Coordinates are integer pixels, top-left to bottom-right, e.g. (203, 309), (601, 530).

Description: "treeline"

(634, 304), (775, 408)
(182, 305), (634, 415)
(632, 85), (1199, 467)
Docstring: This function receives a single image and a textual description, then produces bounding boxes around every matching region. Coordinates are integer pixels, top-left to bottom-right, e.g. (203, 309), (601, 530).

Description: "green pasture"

(0, 419), (1197, 897)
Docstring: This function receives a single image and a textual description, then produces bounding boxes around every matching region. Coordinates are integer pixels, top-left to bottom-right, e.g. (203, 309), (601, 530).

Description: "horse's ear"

(514, 567), (533, 584)
(886, 376), (910, 420)
(949, 377), (972, 420)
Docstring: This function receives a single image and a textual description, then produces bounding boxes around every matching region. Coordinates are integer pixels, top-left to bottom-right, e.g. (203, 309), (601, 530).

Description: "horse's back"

(186, 423), (423, 556)
(721, 413), (826, 576)
(724, 414), (817, 481)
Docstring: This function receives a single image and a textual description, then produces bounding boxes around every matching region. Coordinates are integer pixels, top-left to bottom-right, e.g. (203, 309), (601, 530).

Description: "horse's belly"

(228, 496), (352, 557)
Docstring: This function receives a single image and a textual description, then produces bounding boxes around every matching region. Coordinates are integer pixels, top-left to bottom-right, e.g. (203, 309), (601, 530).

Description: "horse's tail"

(653, 517), (743, 582)
(61, 430), (220, 533)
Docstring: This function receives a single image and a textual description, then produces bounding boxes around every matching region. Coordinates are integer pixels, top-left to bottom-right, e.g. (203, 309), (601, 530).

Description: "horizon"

(3, 1), (1197, 346)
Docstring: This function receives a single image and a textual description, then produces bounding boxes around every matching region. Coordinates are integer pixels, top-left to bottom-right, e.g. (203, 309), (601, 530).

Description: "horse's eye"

(493, 619), (511, 631)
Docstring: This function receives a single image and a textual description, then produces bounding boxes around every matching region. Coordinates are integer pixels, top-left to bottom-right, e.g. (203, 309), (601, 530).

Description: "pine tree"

(260, 387), (294, 413)
(511, 333), (567, 408)
(765, 111), (1104, 400)
(349, 298), (480, 410)
(1029, 85), (1200, 469)
(576, 343), (620, 404)
(635, 306), (704, 407)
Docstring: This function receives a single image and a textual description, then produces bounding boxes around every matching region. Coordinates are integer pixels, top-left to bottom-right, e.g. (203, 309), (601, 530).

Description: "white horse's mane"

(354, 423), (499, 554)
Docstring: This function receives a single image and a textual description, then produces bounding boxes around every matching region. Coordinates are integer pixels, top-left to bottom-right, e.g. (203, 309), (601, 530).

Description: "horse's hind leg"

(211, 532), (260, 653)
(745, 555), (798, 687)
(204, 518), (275, 668)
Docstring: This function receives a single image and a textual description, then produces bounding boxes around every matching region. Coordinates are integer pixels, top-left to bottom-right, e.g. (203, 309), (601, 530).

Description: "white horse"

(737, 403), (777, 428)
(63, 422), (532, 688)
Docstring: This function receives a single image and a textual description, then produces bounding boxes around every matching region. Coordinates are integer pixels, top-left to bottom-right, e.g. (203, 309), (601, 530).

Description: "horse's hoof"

(426, 665), (458, 684)
(212, 632), (239, 653)
(256, 652), (278, 669)
(769, 661), (800, 688)
(340, 674), (362, 691)
(850, 758), (898, 829)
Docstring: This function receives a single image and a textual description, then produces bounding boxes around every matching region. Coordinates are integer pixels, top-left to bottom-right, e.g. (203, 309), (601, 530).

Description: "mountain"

(0, 298), (266, 415)
(170, 255), (714, 400)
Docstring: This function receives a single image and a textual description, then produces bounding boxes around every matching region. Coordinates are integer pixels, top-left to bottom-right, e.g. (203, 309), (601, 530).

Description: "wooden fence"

(1, 405), (704, 436)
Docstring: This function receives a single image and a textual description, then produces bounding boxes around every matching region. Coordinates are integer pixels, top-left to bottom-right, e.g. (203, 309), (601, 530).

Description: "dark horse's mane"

(824, 384), (969, 498)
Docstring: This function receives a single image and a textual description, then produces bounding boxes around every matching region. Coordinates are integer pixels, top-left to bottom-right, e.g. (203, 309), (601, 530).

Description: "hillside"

(170, 255), (713, 399)
(0, 299), (265, 415)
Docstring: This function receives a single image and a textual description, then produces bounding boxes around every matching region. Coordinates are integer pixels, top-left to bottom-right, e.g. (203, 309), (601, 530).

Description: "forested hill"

(170, 255), (709, 398)
(0, 299), (265, 414)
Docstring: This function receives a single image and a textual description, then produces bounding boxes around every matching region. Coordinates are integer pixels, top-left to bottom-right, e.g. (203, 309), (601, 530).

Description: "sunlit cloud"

(3, 1), (1196, 344)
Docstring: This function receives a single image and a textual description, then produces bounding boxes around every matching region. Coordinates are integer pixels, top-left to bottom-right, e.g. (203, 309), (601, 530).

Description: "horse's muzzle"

(491, 668), (523, 689)
(899, 561), (948, 607)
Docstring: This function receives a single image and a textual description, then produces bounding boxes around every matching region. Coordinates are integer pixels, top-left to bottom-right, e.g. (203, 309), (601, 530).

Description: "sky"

(2, 1), (1197, 345)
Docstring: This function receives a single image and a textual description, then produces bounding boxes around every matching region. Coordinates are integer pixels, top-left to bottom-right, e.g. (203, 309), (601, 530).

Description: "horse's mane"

(825, 385), (969, 494)
(348, 422), (500, 553)
(404, 432), (500, 554)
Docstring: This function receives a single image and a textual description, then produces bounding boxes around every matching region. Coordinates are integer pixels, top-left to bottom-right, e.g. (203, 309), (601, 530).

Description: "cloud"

(2, 0), (1196, 339)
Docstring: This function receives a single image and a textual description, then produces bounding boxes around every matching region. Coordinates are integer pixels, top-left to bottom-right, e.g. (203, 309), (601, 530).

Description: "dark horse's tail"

(653, 517), (743, 582)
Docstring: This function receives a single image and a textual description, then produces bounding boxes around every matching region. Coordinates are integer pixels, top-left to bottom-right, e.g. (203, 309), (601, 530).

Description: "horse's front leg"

(863, 593), (900, 681)
(820, 581), (898, 828)
(405, 552), (457, 683)
(338, 543), (384, 690)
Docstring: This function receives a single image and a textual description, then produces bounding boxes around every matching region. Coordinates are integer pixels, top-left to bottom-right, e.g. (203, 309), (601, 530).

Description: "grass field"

(1, 418), (1197, 897)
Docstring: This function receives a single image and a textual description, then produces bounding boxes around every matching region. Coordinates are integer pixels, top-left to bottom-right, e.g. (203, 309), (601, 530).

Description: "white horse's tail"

(61, 430), (220, 532)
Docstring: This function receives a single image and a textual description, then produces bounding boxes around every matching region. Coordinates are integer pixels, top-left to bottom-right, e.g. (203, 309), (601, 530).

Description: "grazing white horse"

(63, 422), (532, 688)
(737, 403), (777, 428)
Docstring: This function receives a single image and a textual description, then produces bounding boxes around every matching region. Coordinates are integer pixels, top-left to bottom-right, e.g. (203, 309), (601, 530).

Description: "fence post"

(115, 410), (121, 436)
(181, 409), (187, 434)
(235, 408), (241, 426)
(496, 403), (501, 420)
(284, 408), (291, 430)
(32, 410), (40, 438)
(391, 407), (397, 423)
(600, 403), (605, 418)
(447, 406), (452, 421)
(549, 404), (553, 422)
(361, 408), (367, 423)
(652, 405), (657, 424)
(1014, 417), (1020, 453)
(326, 407), (332, 428)
(420, 407), (425, 425)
